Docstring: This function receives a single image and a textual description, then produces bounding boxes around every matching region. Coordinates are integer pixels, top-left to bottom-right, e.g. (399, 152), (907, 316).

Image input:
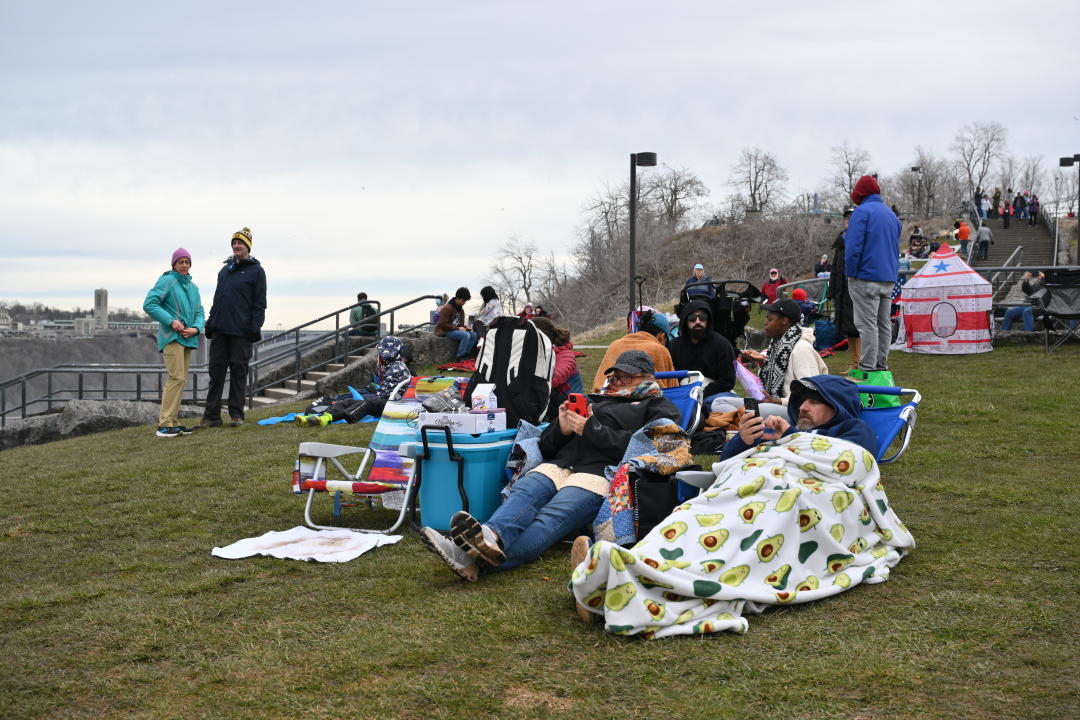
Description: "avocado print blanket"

(569, 432), (915, 638)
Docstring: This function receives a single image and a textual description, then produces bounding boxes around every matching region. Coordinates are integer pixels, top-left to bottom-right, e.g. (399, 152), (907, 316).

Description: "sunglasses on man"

(687, 313), (708, 322)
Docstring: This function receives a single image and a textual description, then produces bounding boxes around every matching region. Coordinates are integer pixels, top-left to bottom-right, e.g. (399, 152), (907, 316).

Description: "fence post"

(103, 371), (108, 400)
(47, 373), (53, 412)
(21, 379), (27, 419)
(78, 373), (84, 400)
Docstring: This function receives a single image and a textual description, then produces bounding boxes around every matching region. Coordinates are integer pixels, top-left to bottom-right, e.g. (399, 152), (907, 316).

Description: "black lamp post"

(628, 151), (657, 314)
(910, 166), (923, 218)
(1060, 154), (1080, 263)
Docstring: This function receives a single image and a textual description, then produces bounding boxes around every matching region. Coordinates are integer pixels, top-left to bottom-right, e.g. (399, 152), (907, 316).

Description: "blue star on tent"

(932, 261), (950, 272)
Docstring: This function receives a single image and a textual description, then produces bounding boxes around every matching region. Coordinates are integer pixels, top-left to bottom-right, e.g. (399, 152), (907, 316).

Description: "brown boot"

(848, 336), (861, 370)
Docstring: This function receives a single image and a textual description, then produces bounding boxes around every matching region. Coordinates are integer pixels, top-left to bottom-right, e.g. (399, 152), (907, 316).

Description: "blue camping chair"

(854, 385), (921, 464)
(653, 370), (704, 434)
(675, 384), (922, 491)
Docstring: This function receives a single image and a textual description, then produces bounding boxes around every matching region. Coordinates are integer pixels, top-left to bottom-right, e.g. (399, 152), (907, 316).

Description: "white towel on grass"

(212, 527), (402, 563)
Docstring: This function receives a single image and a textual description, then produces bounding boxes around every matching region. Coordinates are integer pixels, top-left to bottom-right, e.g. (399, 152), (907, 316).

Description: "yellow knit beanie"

(232, 226), (253, 251)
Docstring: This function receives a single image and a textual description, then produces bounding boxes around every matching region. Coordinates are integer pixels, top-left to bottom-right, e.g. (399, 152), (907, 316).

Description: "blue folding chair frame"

(654, 370), (704, 433)
(855, 385), (921, 464)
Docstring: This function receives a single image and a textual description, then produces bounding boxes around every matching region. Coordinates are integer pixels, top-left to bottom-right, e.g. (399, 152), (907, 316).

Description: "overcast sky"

(2, 1), (1077, 329)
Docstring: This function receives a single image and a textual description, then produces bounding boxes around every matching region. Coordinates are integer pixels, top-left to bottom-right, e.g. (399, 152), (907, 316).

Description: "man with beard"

(667, 299), (735, 400)
(719, 374), (878, 459)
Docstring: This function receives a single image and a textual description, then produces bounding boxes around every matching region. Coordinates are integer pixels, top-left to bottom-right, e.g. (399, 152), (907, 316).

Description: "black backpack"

(465, 317), (554, 427)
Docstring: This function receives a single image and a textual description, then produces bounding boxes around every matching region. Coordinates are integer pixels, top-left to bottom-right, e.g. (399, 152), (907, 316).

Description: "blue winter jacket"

(143, 270), (205, 352)
(844, 194), (901, 282)
(720, 374), (878, 459)
(205, 256), (267, 340)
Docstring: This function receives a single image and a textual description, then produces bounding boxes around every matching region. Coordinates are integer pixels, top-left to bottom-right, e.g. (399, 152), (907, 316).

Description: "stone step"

(251, 396), (279, 407)
(304, 371), (331, 380)
(325, 363), (346, 372)
(263, 386), (300, 400)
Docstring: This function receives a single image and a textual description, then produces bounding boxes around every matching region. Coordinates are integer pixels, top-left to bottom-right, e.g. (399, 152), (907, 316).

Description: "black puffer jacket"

(668, 299), (736, 397)
(205, 256), (267, 340)
(538, 392), (680, 477)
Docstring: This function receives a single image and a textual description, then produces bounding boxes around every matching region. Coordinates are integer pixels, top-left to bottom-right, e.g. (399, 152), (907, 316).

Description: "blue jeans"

(485, 470), (603, 570)
(1001, 306), (1034, 332)
(445, 329), (477, 359)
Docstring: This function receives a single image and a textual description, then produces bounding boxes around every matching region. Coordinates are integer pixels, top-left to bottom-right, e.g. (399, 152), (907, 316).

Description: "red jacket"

(552, 343), (578, 394)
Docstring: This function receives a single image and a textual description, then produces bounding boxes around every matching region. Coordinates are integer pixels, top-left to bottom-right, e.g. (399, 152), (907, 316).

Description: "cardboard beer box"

(419, 408), (506, 435)
(470, 383), (498, 411)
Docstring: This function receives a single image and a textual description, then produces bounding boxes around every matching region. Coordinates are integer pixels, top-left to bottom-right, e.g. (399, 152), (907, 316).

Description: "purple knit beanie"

(171, 247), (191, 267)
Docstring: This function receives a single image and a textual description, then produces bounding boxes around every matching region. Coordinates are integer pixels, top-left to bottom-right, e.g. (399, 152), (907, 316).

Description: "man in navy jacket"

(200, 226), (267, 427)
(720, 375), (878, 459)
(845, 175), (901, 371)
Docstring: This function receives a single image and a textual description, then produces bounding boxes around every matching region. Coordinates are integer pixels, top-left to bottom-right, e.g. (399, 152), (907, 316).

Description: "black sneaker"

(198, 418), (223, 429)
(229, 416), (244, 427)
(156, 426), (181, 438)
(178, 426), (195, 435)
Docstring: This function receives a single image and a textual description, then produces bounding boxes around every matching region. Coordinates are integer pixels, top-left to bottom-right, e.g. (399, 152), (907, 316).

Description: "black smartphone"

(743, 398), (760, 416)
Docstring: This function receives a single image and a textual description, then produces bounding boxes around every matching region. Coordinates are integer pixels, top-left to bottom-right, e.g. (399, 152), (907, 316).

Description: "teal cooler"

(416, 425), (518, 532)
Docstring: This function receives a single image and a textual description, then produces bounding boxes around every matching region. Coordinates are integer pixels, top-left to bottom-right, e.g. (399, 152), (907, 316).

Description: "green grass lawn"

(2, 342), (1079, 719)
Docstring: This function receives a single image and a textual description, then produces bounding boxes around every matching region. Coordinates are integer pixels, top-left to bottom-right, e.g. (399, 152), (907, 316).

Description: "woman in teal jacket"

(143, 248), (205, 437)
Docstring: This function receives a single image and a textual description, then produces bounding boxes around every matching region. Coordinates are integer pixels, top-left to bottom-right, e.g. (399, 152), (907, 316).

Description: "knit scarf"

(760, 324), (802, 397)
(601, 379), (663, 401)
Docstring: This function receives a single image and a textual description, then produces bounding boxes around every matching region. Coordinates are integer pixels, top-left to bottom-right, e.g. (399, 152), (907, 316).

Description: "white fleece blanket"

(570, 432), (915, 638)
(212, 527), (402, 563)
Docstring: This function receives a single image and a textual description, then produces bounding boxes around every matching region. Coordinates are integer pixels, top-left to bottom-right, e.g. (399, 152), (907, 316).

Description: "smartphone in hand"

(566, 393), (589, 417)
(743, 397), (760, 417)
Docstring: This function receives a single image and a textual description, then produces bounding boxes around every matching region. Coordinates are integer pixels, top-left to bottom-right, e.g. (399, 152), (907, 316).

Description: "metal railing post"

(21, 379), (27, 419)
(47, 373), (53, 412)
(78, 373), (84, 400)
(103, 371), (108, 400)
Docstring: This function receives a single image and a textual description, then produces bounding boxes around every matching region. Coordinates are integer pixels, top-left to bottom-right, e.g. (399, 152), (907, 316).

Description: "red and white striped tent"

(893, 243), (993, 354)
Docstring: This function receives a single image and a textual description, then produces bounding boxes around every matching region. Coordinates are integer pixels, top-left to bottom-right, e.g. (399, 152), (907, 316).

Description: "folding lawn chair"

(673, 384), (923, 493)
(857, 385), (921, 464)
(291, 376), (469, 533)
(1032, 269), (1080, 352)
(653, 370), (705, 434)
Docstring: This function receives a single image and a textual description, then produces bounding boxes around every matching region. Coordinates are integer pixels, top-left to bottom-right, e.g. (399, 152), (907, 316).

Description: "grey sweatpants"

(848, 277), (894, 371)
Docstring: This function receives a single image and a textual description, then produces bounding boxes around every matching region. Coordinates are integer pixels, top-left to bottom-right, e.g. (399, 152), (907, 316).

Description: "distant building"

(74, 316), (96, 336)
(0, 308), (11, 330)
(94, 289), (108, 330)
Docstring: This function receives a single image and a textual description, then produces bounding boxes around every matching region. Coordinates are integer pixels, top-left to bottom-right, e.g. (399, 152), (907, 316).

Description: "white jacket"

(771, 326), (829, 405)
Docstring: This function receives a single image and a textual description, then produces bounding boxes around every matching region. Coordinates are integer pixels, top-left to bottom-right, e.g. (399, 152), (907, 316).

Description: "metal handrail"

(1, 294), (445, 428)
(246, 294), (443, 407)
(986, 246), (1024, 302)
(1, 363), (211, 427)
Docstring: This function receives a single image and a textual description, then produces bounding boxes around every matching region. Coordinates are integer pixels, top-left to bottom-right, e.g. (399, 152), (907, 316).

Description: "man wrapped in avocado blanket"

(569, 376), (915, 638)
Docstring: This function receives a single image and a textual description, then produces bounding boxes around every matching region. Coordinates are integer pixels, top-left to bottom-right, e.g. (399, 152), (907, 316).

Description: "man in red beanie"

(845, 175), (901, 371)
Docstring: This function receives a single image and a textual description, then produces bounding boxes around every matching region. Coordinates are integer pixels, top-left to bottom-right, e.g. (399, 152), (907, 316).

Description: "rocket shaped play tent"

(893, 243), (993, 354)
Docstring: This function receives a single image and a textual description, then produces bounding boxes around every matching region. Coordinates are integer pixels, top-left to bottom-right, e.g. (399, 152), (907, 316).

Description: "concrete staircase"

(968, 217), (1056, 268)
(250, 353), (365, 407)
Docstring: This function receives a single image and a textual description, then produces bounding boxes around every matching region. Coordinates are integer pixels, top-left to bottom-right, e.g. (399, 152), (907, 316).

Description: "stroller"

(676, 280), (767, 349)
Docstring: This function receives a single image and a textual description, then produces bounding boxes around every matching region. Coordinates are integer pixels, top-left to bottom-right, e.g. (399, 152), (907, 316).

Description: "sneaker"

(229, 416), (244, 427)
(450, 511), (505, 567)
(156, 426), (181, 438)
(177, 426), (195, 435)
(198, 418), (222, 429)
(419, 526), (479, 581)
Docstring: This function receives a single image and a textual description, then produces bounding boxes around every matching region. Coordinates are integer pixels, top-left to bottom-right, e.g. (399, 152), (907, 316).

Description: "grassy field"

(2, 337), (1079, 719)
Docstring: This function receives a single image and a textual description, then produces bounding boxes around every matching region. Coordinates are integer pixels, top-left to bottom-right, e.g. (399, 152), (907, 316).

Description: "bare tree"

(1017, 156), (1045, 195)
(828, 140), (873, 198)
(644, 166), (710, 232)
(995, 154), (1018, 195)
(951, 121), (1008, 196)
(488, 235), (539, 315)
(728, 147), (789, 214)
(1052, 167), (1078, 215)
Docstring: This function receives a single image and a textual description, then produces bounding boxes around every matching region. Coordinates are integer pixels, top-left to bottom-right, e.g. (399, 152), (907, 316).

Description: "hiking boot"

(450, 511), (505, 567)
(419, 526), (478, 581)
(156, 426), (181, 438)
(229, 416), (244, 427)
(198, 418), (223, 429)
(569, 536), (600, 624)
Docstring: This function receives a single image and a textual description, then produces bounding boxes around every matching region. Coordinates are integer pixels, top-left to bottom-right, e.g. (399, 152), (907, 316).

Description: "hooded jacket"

(684, 275), (716, 299)
(205, 256), (267, 340)
(143, 270), (205, 351)
(668, 299), (735, 396)
(590, 332), (677, 392)
(845, 194), (902, 282)
(720, 374), (878, 459)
